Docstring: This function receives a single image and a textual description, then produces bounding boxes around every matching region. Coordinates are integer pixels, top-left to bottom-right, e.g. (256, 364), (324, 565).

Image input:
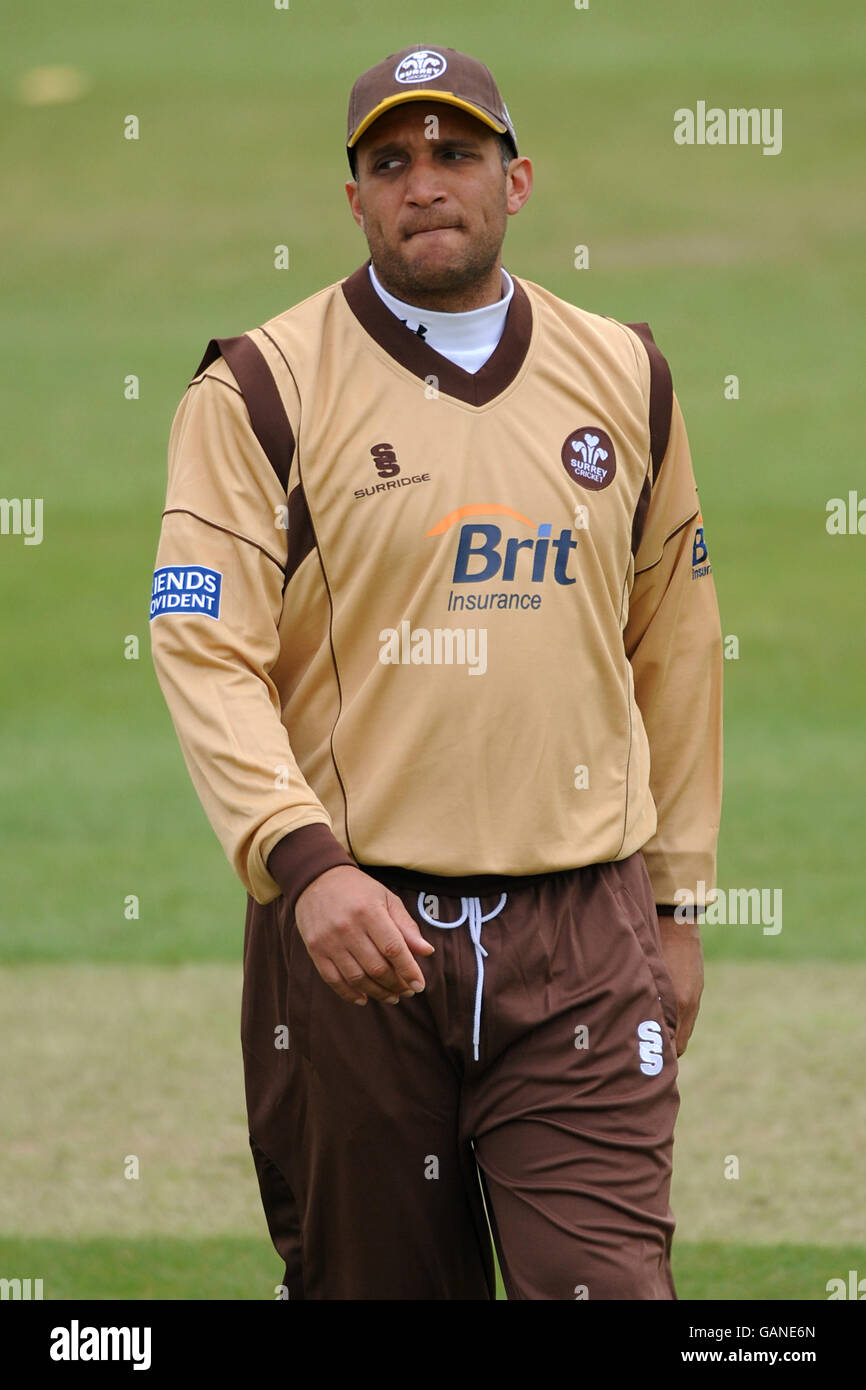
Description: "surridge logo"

(637, 1019), (664, 1076)
(353, 440), (432, 501)
(371, 442), (399, 478)
(394, 50), (447, 84)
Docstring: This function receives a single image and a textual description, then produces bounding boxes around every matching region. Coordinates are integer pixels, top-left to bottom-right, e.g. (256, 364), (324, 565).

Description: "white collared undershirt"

(368, 262), (514, 375)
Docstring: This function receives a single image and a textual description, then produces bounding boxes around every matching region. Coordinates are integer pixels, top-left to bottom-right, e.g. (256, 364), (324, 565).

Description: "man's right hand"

(293, 865), (435, 1006)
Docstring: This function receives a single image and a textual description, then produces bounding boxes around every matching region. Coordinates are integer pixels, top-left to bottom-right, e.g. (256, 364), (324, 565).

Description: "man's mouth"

(405, 225), (460, 239)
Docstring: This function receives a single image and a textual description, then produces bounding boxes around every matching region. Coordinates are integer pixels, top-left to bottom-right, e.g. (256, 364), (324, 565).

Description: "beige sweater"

(150, 261), (723, 911)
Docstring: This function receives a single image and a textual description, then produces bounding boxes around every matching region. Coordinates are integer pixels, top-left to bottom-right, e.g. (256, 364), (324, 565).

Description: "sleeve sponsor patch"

(150, 565), (222, 620)
(691, 517), (712, 580)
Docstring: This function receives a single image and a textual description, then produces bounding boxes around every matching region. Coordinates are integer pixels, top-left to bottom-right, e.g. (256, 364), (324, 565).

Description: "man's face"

(346, 101), (524, 303)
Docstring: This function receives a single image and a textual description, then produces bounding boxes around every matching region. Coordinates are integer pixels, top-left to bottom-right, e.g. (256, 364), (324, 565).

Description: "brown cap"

(347, 46), (517, 173)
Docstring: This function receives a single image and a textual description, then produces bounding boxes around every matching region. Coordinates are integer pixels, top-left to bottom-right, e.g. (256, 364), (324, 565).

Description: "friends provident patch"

(150, 565), (222, 620)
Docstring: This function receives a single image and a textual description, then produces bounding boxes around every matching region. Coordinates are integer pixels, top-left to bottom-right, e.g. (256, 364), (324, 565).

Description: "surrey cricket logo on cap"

(394, 49), (448, 83)
(561, 426), (617, 491)
(346, 45), (518, 171)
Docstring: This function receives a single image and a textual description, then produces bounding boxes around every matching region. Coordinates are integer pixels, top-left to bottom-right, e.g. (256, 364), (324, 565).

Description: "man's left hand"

(657, 916), (703, 1057)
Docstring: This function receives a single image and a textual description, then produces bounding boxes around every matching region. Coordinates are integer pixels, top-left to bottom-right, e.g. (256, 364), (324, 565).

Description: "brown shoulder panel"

(193, 339), (223, 378)
(284, 482), (317, 590)
(191, 334), (295, 492)
(625, 321), (674, 557)
(625, 321), (673, 484)
(630, 473), (652, 559)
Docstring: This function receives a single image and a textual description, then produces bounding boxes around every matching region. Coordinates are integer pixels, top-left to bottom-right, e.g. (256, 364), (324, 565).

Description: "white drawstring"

(416, 891), (507, 1060)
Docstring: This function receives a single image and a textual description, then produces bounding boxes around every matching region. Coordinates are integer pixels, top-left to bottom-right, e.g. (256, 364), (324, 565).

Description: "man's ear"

(345, 180), (364, 229)
(505, 156), (533, 216)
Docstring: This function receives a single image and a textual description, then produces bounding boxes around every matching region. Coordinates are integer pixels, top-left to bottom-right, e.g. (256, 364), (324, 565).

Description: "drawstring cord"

(416, 892), (507, 1061)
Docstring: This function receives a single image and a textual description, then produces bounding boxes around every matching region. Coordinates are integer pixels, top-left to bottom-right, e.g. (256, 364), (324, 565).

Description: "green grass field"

(1, 0), (864, 1300)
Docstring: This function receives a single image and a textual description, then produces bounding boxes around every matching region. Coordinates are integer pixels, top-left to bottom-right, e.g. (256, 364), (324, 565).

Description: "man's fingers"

(294, 870), (435, 1003)
(310, 931), (421, 1002)
(315, 955), (368, 1005)
(317, 951), (402, 1005)
(338, 947), (415, 1002)
(385, 891), (436, 957)
(370, 920), (430, 993)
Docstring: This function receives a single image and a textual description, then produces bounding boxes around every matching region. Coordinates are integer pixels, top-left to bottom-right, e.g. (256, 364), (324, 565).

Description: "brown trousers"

(240, 850), (680, 1300)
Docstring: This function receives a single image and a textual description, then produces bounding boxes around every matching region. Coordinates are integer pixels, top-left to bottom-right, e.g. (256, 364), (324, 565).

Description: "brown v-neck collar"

(340, 258), (533, 407)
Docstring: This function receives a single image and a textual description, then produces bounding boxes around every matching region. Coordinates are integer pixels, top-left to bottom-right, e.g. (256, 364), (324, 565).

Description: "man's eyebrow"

(365, 135), (483, 160)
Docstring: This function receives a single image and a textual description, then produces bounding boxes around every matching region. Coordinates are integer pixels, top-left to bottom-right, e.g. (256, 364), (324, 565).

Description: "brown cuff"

(267, 824), (357, 913)
(656, 903), (704, 923)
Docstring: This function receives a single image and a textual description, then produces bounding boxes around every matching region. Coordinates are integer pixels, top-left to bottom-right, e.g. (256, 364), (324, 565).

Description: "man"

(150, 45), (722, 1300)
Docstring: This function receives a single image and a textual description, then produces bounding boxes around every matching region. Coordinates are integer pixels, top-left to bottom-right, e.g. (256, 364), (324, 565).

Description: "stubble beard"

(363, 204), (507, 310)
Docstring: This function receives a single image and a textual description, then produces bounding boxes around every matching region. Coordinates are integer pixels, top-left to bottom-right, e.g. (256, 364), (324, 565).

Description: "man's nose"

(404, 156), (446, 204)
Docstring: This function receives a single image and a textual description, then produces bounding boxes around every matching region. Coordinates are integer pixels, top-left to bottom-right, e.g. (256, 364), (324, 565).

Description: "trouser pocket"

(605, 856), (679, 1047)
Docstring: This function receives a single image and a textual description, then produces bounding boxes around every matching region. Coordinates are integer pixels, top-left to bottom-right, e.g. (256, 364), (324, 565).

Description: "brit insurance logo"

(561, 426), (616, 492)
(692, 514), (712, 580)
(394, 50), (447, 84)
(426, 503), (578, 613)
